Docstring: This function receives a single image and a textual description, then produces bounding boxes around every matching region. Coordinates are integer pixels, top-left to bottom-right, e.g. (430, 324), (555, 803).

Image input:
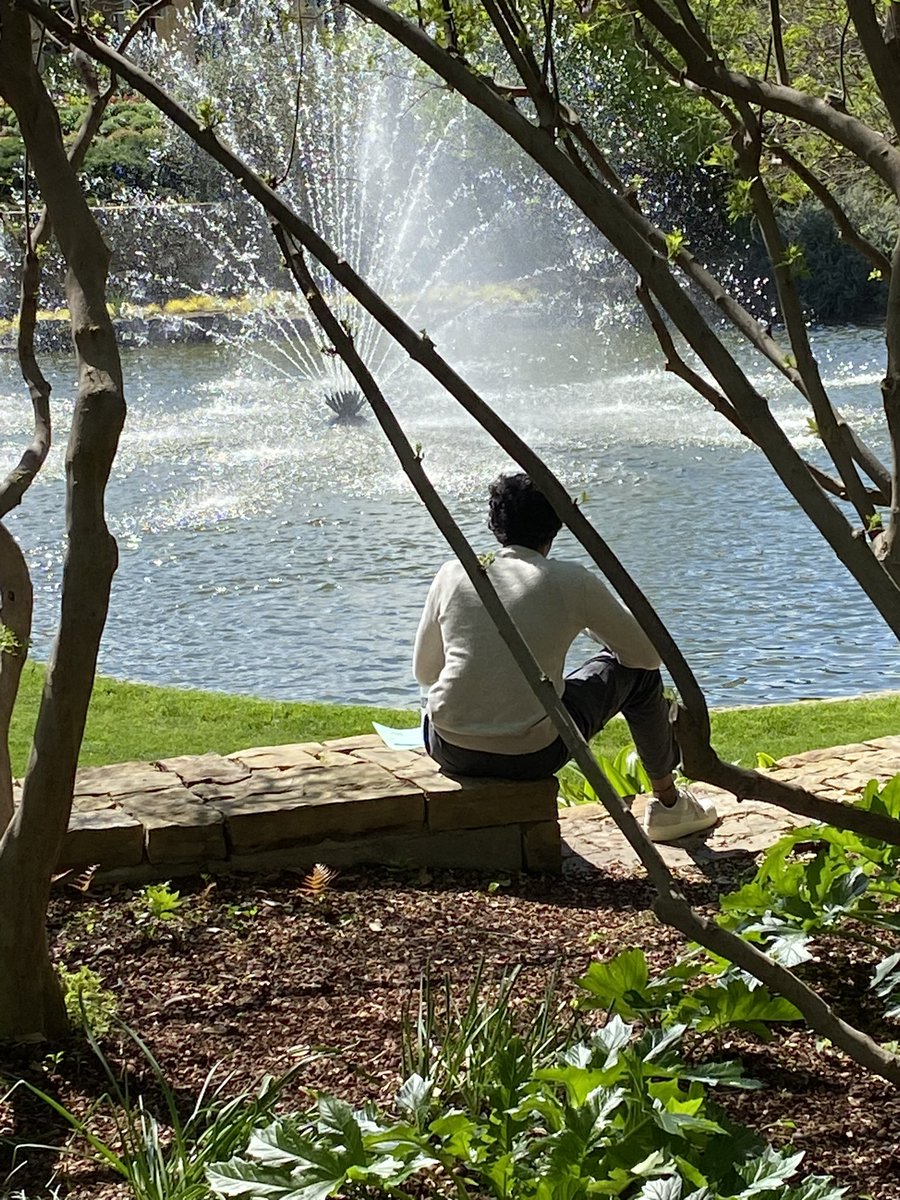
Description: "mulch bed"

(2, 863), (899, 1198)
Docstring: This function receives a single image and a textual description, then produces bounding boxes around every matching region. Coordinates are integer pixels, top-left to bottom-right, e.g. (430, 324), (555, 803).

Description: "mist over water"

(1, 322), (896, 710)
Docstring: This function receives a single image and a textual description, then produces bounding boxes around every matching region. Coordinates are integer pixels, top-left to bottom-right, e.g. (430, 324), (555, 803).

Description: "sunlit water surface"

(1, 320), (896, 710)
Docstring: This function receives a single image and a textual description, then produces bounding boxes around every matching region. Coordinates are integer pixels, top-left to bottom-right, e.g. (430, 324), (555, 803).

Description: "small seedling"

(136, 881), (185, 925)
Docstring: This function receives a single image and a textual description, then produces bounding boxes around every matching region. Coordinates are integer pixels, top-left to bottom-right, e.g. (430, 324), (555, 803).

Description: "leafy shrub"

(208, 970), (839, 1200)
(778, 200), (888, 323)
(717, 772), (900, 1019)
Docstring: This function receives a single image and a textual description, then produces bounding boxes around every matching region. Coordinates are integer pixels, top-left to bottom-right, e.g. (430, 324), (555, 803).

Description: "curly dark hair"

(487, 472), (562, 550)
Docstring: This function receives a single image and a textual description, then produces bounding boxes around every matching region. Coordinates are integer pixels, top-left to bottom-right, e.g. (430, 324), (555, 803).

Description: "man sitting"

(413, 472), (717, 843)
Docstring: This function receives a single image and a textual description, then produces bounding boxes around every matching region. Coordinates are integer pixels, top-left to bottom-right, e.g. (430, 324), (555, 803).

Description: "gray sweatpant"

(424, 650), (679, 782)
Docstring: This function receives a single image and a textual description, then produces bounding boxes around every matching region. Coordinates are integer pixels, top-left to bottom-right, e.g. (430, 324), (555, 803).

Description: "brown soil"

(2, 864), (899, 1198)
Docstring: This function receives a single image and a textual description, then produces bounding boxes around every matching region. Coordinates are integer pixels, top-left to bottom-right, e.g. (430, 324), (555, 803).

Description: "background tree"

(0, 0), (126, 1040)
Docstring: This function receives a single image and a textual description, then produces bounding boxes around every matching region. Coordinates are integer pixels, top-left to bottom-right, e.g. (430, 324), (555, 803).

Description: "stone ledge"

(52, 736), (562, 880)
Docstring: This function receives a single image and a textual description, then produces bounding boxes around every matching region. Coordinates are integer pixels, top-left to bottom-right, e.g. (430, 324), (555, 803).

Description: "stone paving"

(561, 734), (900, 877)
(53, 733), (900, 882)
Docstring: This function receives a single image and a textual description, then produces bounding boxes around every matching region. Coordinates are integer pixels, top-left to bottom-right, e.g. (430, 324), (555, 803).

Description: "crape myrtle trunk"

(0, 1), (125, 1040)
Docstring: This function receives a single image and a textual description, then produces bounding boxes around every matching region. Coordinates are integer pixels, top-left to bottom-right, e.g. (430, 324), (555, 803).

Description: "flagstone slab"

(228, 745), (322, 771)
(822, 771), (877, 792)
(227, 822), (524, 874)
(322, 734), (385, 752)
(156, 753), (251, 787)
(59, 806), (144, 869)
(72, 794), (119, 814)
(73, 762), (172, 798)
(867, 735), (900, 751)
(349, 747), (424, 772)
(118, 787), (226, 864)
(209, 768), (426, 854)
(425, 776), (559, 832)
(395, 767), (462, 794)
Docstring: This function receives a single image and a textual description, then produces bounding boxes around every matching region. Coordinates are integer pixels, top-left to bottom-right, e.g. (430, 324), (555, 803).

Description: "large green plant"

(717, 773), (900, 1021)
(207, 973), (839, 1200)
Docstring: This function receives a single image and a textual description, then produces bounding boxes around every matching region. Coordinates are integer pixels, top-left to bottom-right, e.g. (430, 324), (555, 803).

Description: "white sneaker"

(643, 788), (718, 843)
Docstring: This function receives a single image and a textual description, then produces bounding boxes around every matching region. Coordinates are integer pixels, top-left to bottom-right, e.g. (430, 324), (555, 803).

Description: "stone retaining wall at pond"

(53, 735), (561, 882)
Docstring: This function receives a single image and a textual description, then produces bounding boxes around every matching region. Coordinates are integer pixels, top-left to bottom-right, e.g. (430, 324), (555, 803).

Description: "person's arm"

(412, 572), (445, 686)
(582, 571), (662, 669)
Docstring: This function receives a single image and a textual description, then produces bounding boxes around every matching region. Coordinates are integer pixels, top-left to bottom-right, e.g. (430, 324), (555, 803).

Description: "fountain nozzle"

(324, 389), (366, 425)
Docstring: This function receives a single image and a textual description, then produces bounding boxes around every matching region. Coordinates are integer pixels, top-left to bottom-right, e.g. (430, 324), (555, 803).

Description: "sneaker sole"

(645, 813), (718, 843)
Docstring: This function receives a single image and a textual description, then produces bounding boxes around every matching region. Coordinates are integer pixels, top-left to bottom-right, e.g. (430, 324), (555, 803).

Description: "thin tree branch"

(839, 11), (853, 109)
(846, 0), (900, 137)
(0, 524), (31, 837)
(635, 284), (880, 503)
(636, 283), (749, 436)
(877, 229), (900, 573)
(630, 0), (900, 199)
(0, 226), (52, 518)
(774, 142), (892, 280)
(731, 124), (877, 530)
(481, 0), (554, 131)
(840, 420), (892, 501)
(769, 0), (789, 86)
(674, 705), (900, 846)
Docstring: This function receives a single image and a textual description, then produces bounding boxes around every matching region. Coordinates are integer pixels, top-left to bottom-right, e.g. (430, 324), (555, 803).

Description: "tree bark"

(0, 525), (31, 836)
(0, 0), (125, 1041)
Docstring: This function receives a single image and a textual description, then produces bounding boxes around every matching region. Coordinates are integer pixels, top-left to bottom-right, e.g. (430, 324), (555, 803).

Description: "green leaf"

(576, 949), (649, 1015)
(596, 752), (634, 797)
(536, 1063), (618, 1106)
(739, 1145), (805, 1194)
(678, 979), (802, 1035)
(783, 1177), (848, 1200)
(206, 1158), (300, 1197)
(429, 1110), (480, 1157)
(247, 1120), (315, 1168)
(642, 1022), (686, 1062)
(652, 1106), (724, 1138)
(395, 1073), (433, 1125)
(869, 773), (900, 818)
(590, 1013), (633, 1061)
(871, 952), (900, 998)
(316, 1096), (365, 1163)
(636, 1176), (683, 1199)
(676, 1060), (763, 1089)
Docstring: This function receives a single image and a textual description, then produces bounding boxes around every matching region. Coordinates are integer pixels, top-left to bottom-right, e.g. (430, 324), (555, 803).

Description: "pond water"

(0, 318), (897, 711)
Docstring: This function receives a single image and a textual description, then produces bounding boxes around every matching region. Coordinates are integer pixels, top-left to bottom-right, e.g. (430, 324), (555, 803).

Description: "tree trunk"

(0, 1), (125, 1041)
(0, 525), (32, 836)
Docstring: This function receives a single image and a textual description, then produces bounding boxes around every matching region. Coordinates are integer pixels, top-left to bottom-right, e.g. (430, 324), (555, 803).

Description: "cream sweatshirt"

(412, 545), (661, 755)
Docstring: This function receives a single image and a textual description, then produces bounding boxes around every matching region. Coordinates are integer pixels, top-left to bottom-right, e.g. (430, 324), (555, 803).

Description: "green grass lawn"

(8, 661), (899, 777)
(9, 663), (420, 777)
